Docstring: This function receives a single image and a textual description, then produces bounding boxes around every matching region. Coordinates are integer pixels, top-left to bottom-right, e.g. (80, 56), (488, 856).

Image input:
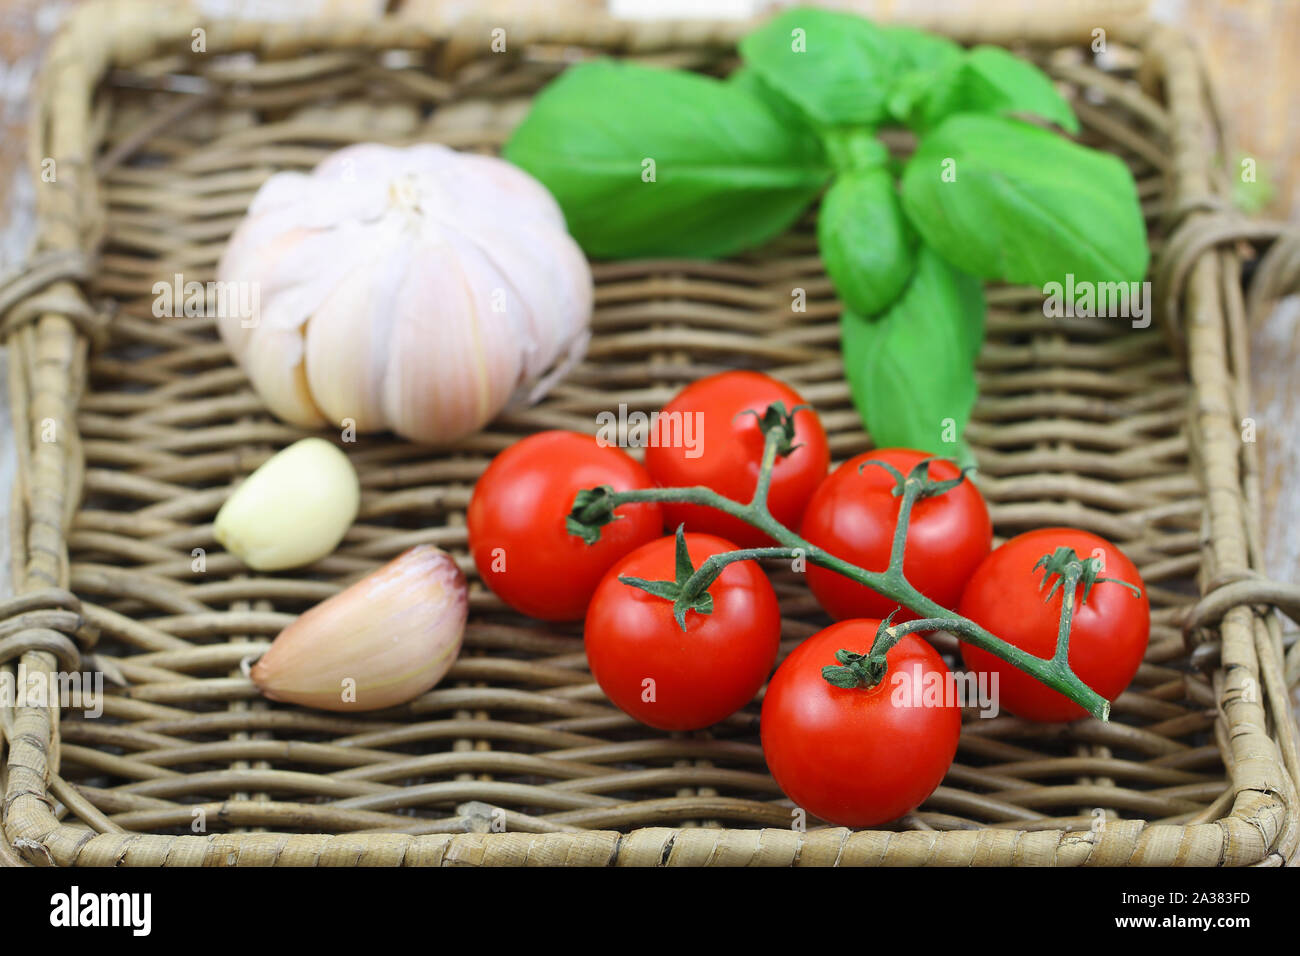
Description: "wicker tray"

(2, 0), (1298, 867)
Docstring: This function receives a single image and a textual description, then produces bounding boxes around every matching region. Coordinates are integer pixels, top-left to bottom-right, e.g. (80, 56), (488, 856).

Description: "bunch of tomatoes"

(467, 370), (1150, 828)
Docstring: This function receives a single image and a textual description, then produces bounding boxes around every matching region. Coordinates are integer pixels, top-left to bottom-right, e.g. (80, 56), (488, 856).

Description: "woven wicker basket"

(2, 0), (1298, 867)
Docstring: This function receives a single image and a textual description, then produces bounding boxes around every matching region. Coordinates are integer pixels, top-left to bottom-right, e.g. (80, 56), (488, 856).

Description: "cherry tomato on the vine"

(761, 620), (961, 827)
(799, 449), (991, 621)
(959, 528), (1149, 722)
(467, 430), (662, 622)
(584, 532), (781, 731)
(643, 371), (830, 549)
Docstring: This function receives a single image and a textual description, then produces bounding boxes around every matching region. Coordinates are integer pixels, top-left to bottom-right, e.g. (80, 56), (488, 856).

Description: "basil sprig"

(504, 7), (1149, 457)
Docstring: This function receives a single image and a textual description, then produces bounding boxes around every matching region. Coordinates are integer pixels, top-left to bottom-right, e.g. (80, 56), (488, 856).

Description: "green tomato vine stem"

(572, 418), (1123, 722)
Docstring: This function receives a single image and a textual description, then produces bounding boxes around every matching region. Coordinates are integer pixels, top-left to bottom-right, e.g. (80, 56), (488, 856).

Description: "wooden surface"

(0, 0), (1297, 581)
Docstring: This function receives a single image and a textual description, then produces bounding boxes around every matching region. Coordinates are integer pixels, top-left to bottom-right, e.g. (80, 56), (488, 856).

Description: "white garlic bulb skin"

(217, 143), (593, 445)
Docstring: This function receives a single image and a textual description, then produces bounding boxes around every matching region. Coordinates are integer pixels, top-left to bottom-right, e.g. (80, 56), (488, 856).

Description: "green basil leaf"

(841, 246), (985, 455)
(820, 128), (889, 175)
(738, 7), (902, 128)
(900, 114), (1148, 287)
(727, 66), (817, 137)
(818, 168), (916, 316)
(504, 60), (830, 258)
(886, 70), (943, 126)
(881, 26), (966, 126)
(884, 25), (965, 73)
(911, 45), (1078, 133)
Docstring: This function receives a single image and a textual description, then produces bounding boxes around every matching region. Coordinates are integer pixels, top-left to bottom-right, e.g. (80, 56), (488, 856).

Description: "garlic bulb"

(217, 143), (593, 445)
(250, 545), (467, 712)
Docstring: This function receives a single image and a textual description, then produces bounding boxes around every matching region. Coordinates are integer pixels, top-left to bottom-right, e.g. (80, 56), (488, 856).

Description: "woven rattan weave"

(2, 1), (1298, 866)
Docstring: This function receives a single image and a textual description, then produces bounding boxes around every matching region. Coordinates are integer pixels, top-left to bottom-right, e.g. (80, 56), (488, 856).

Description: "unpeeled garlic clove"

(251, 545), (467, 712)
(214, 437), (359, 571)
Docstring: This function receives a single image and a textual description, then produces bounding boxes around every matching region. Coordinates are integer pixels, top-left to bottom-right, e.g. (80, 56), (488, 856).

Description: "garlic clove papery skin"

(301, 246), (408, 434)
(217, 142), (593, 446)
(250, 545), (467, 712)
(380, 240), (525, 443)
(214, 437), (360, 571)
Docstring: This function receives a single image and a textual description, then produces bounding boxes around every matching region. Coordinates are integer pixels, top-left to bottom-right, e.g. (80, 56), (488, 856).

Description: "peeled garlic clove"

(214, 437), (359, 571)
(250, 545), (467, 712)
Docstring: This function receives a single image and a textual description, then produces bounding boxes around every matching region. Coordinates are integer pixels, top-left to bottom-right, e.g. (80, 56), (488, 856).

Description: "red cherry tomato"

(761, 620), (961, 827)
(584, 533), (781, 731)
(799, 449), (991, 621)
(643, 371), (829, 549)
(467, 431), (662, 622)
(958, 528), (1149, 722)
